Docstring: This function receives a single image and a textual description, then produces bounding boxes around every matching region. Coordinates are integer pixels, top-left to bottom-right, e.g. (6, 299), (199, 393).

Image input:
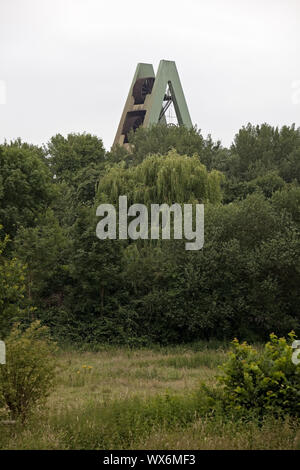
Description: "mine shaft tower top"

(113, 60), (193, 148)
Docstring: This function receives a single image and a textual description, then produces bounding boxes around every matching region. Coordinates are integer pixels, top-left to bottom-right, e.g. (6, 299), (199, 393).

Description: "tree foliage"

(98, 149), (224, 206)
(0, 140), (55, 238)
(0, 124), (299, 344)
(0, 229), (29, 337)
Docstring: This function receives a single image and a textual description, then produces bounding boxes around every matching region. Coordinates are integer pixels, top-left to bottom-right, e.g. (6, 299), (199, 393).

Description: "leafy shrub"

(0, 321), (57, 420)
(203, 332), (300, 418)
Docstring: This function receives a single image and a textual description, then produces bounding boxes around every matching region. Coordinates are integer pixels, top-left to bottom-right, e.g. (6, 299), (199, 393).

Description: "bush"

(0, 321), (57, 420)
(202, 332), (300, 418)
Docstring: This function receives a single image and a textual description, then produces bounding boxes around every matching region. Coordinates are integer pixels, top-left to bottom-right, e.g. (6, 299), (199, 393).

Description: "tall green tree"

(98, 149), (224, 206)
(0, 229), (30, 337)
(229, 123), (300, 182)
(0, 140), (55, 238)
(47, 133), (106, 190)
(14, 210), (70, 307)
(109, 124), (225, 169)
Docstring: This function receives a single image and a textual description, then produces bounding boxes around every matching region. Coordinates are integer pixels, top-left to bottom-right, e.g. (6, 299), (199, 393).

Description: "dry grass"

(134, 417), (300, 450)
(49, 347), (223, 411)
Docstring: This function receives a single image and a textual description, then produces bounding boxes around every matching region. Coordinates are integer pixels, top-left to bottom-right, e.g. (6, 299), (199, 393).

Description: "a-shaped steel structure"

(113, 60), (192, 147)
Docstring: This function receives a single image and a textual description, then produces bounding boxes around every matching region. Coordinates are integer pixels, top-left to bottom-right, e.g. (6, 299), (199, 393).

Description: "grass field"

(0, 342), (299, 450)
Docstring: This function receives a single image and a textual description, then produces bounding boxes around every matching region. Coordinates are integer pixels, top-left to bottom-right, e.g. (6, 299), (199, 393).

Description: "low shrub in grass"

(0, 321), (57, 420)
(202, 332), (300, 418)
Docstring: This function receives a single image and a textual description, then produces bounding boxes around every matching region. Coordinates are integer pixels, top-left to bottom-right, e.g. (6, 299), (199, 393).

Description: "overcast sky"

(0, 0), (299, 150)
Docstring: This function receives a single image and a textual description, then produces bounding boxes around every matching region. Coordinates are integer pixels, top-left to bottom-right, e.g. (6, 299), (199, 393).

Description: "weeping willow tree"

(97, 149), (224, 206)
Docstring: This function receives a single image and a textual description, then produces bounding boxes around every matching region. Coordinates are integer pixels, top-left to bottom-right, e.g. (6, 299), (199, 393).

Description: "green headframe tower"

(113, 60), (193, 148)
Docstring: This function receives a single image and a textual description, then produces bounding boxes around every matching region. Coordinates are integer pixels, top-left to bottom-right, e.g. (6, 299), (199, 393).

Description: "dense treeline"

(0, 123), (299, 344)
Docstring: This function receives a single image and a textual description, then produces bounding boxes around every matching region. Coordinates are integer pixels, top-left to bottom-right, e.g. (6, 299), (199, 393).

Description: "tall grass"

(49, 392), (201, 449)
(157, 350), (225, 369)
(0, 344), (299, 450)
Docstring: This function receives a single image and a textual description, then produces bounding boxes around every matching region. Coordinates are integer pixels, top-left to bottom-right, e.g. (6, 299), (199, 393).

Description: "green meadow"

(1, 343), (299, 450)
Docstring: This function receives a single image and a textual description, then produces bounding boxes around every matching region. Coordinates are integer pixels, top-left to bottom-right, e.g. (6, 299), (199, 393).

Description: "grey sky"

(0, 0), (299, 150)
